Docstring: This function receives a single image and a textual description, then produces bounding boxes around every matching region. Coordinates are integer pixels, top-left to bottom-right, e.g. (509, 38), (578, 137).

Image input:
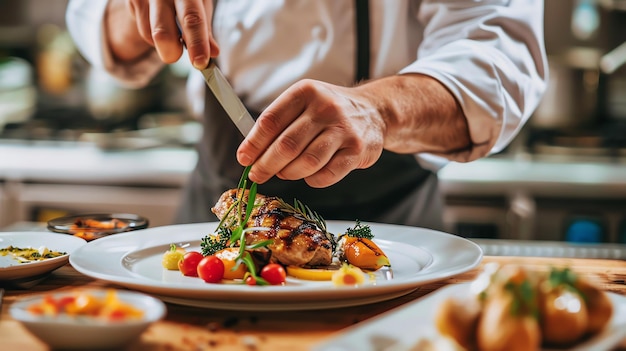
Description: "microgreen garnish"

(548, 267), (578, 287)
(504, 280), (538, 319)
(344, 220), (374, 240)
(200, 227), (230, 256)
(548, 267), (586, 301)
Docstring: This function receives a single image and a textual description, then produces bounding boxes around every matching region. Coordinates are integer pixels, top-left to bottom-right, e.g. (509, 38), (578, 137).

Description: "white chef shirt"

(66, 0), (547, 168)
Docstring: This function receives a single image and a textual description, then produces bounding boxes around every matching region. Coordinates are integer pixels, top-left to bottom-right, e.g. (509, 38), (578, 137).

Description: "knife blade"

(200, 61), (255, 136)
(176, 20), (255, 137)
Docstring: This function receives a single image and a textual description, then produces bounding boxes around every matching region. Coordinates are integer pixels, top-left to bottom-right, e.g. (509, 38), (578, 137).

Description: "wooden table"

(2, 256), (625, 351)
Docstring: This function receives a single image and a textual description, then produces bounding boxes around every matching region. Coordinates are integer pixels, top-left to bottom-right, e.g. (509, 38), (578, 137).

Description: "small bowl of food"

(10, 288), (166, 350)
(47, 213), (149, 241)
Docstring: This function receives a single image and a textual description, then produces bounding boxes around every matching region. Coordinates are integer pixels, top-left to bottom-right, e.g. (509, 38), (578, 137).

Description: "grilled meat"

(211, 189), (334, 266)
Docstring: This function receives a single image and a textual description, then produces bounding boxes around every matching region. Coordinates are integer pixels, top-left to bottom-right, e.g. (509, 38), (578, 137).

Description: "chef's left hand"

(236, 79), (386, 188)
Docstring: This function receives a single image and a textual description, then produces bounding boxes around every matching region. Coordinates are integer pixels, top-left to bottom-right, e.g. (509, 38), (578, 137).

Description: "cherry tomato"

(260, 263), (287, 285)
(245, 275), (257, 286)
(178, 251), (203, 277)
(197, 255), (225, 283)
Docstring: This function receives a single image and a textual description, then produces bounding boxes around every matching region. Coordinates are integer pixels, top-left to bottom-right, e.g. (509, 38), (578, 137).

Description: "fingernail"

(192, 55), (208, 70)
(238, 153), (252, 166)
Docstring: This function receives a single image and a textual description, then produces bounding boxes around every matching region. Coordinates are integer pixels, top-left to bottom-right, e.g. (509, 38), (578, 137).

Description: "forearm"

(360, 74), (472, 161)
(104, 0), (153, 63)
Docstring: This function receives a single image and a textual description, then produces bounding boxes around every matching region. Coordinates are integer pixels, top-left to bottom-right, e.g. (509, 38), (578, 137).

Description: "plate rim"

(69, 221), (483, 308)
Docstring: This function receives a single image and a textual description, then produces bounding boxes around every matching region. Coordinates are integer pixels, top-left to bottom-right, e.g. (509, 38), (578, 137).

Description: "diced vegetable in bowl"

(10, 288), (166, 350)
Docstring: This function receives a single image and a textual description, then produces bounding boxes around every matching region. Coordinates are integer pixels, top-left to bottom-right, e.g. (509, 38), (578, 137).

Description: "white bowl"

(10, 289), (166, 350)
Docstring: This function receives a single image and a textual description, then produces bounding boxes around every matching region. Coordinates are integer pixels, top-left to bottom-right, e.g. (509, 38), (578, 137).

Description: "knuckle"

(274, 135), (301, 159)
(151, 27), (177, 42)
(298, 152), (323, 172)
(255, 111), (282, 135)
(240, 139), (263, 156)
(249, 168), (272, 184)
(313, 103), (341, 122)
(182, 11), (203, 27)
(292, 79), (322, 101)
(342, 134), (366, 154)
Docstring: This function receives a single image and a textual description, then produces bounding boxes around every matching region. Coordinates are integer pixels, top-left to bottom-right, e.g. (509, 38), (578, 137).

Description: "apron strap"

(354, 0), (370, 82)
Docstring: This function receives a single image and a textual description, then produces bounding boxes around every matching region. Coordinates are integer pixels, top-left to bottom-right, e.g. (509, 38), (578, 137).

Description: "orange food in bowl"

(26, 289), (144, 321)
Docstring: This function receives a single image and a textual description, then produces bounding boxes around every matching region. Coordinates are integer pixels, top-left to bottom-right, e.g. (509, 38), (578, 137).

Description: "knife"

(176, 21), (255, 136)
(199, 61), (256, 136)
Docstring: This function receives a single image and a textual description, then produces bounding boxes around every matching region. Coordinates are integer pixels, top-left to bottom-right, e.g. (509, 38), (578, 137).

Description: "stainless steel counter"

(0, 140), (196, 186)
(473, 238), (626, 260)
(439, 153), (626, 198)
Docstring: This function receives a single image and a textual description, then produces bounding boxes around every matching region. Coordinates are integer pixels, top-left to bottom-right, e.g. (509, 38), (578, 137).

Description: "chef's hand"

(237, 74), (471, 188)
(237, 79), (387, 188)
(106, 0), (219, 69)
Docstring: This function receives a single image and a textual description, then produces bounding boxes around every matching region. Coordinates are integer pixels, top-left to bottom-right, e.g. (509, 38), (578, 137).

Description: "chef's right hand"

(113, 0), (219, 69)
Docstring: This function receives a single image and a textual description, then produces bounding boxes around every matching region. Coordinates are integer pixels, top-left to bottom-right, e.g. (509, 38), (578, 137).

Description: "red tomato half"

(260, 263), (287, 285)
(178, 251), (203, 277)
(197, 255), (225, 283)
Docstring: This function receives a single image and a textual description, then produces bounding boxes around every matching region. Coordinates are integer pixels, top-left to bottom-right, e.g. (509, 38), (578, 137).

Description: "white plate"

(69, 221), (482, 311)
(0, 232), (86, 281)
(313, 283), (626, 351)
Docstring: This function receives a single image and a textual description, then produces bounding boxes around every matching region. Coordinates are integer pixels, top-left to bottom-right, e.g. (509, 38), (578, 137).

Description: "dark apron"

(174, 91), (444, 230)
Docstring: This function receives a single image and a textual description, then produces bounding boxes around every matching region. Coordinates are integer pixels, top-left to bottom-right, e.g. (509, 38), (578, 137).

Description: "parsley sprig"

(504, 279), (538, 318)
(343, 220), (373, 239)
(200, 226), (230, 256)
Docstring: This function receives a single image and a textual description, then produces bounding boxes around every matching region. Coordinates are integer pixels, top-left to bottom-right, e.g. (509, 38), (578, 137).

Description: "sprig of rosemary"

(277, 198), (336, 250)
(277, 198), (327, 233)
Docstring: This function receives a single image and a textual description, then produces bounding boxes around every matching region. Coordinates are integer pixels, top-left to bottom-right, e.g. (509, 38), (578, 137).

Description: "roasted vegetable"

(434, 264), (614, 351)
(575, 276), (613, 334)
(214, 247), (248, 280)
(338, 221), (390, 270)
(331, 263), (365, 286)
(539, 286), (588, 345)
(161, 244), (185, 270)
(477, 288), (542, 351)
(538, 268), (589, 345)
(434, 296), (481, 350)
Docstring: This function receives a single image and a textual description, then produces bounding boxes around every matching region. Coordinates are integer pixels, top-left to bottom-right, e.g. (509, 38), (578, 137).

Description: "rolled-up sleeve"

(65, 0), (163, 88)
(401, 0), (548, 161)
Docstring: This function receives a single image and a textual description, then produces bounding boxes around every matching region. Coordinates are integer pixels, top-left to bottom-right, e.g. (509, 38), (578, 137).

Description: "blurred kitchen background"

(1, 1), (626, 256)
